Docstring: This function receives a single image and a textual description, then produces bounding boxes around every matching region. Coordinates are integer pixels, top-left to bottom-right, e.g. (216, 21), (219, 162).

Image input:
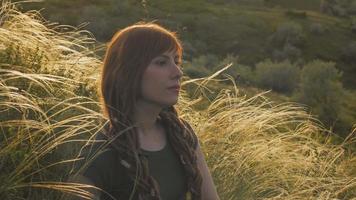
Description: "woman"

(72, 22), (219, 200)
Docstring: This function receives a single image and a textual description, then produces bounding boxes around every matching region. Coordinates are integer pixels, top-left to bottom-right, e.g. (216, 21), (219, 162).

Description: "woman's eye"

(156, 60), (167, 66)
(154, 58), (181, 67)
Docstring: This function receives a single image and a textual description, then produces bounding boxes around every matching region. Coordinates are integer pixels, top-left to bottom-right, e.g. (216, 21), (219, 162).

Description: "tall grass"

(0, 1), (104, 199)
(178, 73), (356, 199)
(0, 1), (355, 200)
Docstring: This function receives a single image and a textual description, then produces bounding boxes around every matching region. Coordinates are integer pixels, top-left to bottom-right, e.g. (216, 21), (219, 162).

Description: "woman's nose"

(172, 63), (183, 79)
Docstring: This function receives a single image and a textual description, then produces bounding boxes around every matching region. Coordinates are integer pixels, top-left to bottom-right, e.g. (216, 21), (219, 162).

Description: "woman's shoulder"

(69, 124), (125, 193)
(72, 124), (120, 174)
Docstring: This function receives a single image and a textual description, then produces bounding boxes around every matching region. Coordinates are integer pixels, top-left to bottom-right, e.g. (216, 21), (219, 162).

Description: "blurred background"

(17, 0), (356, 139)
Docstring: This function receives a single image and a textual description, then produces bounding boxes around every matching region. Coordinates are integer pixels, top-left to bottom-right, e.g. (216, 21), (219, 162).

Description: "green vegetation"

(16, 0), (356, 89)
(320, 0), (356, 17)
(255, 59), (300, 93)
(1, 1), (355, 199)
(294, 60), (345, 134)
(264, 0), (322, 11)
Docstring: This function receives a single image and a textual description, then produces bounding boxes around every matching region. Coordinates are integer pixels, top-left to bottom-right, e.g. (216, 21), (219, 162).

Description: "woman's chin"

(161, 98), (179, 107)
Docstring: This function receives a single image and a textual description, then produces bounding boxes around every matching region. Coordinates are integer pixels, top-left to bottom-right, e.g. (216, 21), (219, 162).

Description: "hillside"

(19, 0), (356, 89)
(14, 0), (356, 137)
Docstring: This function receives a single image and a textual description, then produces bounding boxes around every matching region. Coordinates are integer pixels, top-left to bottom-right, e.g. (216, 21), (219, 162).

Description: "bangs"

(152, 29), (182, 59)
(114, 23), (183, 65)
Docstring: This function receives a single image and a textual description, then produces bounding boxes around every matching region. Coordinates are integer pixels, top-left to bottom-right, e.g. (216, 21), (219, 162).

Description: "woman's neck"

(133, 100), (162, 135)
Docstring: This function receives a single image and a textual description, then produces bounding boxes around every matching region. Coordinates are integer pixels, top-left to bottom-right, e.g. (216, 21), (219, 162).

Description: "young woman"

(72, 22), (219, 200)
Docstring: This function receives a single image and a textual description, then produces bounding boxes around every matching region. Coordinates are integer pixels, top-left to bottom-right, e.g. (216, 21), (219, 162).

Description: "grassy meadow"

(18, 0), (356, 138)
(1, 1), (355, 200)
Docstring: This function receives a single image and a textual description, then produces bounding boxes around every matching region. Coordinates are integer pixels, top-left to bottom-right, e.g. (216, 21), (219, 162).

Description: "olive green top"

(141, 140), (187, 200)
(74, 122), (197, 200)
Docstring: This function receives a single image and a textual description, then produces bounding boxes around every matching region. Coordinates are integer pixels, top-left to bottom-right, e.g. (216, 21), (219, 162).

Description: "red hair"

(100, 22), (182, 128)
(98, 22), (201, 200)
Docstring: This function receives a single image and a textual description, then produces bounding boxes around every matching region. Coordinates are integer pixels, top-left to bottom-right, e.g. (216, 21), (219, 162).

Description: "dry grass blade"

(181, 76), (355, 199)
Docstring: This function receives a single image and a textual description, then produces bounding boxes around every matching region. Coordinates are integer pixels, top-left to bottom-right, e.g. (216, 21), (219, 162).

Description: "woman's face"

(138, 50), (183, 107)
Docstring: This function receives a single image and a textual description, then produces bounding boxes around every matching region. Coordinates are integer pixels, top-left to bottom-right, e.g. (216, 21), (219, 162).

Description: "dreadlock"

(106, 106), (202, 200)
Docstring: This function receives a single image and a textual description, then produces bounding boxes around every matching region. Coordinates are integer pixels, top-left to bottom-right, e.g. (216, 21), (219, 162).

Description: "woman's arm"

(196, 143), (220, 200)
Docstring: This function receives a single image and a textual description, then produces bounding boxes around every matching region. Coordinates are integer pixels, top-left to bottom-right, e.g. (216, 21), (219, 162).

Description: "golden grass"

(0, 1), (355, 199)
(178, 75), (356, 199)
(0, 1), (104, 199)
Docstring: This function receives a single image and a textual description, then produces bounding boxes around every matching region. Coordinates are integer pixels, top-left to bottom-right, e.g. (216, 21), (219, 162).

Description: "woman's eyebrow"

(158, 54), (180, 59)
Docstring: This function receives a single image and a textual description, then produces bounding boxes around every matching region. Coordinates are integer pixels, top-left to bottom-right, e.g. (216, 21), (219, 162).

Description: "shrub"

(294, 60), (344, 127)
(341, 41), (356, 63)
(214, 54), (254, 85)
(269, 21), (305, 48)
(182, 60), (210, 78)
(272, 43), (302, 62)
(183, 54), (220, 78)
(255, 59), (300, 93)
(351, 17), (356, 33)
(332, 4), (348, 17)
(309, 22), (325, 35)
(320, 0), (356, 17)
(348, 1), (356, 15)
(77, 5), (112, 40)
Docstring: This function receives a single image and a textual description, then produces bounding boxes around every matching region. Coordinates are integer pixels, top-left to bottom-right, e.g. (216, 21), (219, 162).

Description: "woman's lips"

(167, 85), (180, 92)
